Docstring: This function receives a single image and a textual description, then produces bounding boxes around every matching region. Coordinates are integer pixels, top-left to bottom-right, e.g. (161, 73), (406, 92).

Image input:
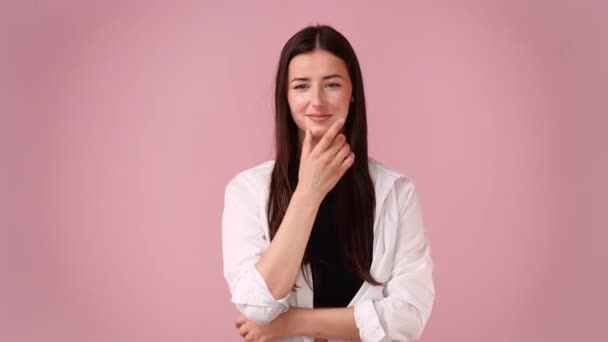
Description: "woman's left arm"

(353, 179), (435, 342)
(286, 307), (360, 340)
(236, 307), (360, 341)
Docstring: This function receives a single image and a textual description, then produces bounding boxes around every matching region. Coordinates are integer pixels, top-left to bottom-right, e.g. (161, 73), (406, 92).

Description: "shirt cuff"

(230, 265), (291, 324)
(354, 299), (386, 342)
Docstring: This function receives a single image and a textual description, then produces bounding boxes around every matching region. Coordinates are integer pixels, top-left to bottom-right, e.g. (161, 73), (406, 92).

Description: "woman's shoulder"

(368, 157), (421, 211)
(368, 157), (421, 215)
(225, 160), (275, 194)
(234, 159), (275, 179)
(368, 157), (416, 189)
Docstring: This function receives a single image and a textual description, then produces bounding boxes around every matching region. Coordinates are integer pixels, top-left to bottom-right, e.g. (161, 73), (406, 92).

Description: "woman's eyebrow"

(290, 74), (343, 82)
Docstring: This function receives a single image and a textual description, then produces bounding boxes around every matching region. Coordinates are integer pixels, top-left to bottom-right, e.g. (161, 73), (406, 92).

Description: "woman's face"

(287, 49), (353, 145)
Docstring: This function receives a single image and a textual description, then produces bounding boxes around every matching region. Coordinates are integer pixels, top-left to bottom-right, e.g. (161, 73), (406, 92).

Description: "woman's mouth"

(306, 114), (332, 122)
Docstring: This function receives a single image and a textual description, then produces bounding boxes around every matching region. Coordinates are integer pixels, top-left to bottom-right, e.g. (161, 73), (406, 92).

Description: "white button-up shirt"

(222, 157), (435, 341)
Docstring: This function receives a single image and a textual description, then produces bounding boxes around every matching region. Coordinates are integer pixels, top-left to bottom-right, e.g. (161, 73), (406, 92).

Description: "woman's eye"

(293, 84), (308, 89)
(326, 83), (341, 88)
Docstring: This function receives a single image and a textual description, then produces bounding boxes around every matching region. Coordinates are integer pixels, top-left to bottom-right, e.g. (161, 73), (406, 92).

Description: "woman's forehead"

(288, 50), (349, 79)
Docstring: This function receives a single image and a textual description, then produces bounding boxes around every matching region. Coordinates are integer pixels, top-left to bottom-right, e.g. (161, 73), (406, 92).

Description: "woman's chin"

(309, 127), (328, 139)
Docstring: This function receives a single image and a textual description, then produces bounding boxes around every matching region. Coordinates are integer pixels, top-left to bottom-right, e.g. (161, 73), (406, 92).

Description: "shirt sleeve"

(221, 175), (291, 325)
(354, 178), (435, 341)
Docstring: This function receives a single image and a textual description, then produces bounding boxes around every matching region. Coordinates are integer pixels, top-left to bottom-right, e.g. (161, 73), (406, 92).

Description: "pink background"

(2, 1), (607, 341)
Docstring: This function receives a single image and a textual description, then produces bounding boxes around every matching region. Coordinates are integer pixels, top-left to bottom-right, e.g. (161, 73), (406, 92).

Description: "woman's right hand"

(296, 119), (355, 203)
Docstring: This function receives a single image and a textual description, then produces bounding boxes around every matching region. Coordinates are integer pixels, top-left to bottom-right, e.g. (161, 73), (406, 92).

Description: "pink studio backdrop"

(2, 1), (606, 341)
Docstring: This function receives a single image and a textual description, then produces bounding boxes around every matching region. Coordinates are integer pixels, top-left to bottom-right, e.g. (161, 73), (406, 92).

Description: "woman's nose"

(311, 86), (326, 107)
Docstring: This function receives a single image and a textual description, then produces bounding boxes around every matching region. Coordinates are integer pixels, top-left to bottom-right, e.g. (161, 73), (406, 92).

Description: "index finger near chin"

(314, 119), (344, 153)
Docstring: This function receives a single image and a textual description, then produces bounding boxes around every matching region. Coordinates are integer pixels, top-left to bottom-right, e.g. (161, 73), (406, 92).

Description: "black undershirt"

(308, 188), (367, 308)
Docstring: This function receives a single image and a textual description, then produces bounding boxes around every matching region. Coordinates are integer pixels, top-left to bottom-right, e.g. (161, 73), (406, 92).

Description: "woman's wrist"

(293, 186), (324, 209)
(270, 308), (302, 338)
(280, 308), (309, 337)
(279, 307), (360, 340)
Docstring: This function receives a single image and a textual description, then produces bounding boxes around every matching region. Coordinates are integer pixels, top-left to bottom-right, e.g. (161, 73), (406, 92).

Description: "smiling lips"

(306, 114), (332, 122)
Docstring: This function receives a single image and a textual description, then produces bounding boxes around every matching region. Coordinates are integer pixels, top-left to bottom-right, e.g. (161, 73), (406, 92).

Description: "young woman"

(222, 24), (435, 342)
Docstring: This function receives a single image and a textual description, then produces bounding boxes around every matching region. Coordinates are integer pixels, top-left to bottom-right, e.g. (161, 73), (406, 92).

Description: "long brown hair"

(267, 24), (381, 286)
